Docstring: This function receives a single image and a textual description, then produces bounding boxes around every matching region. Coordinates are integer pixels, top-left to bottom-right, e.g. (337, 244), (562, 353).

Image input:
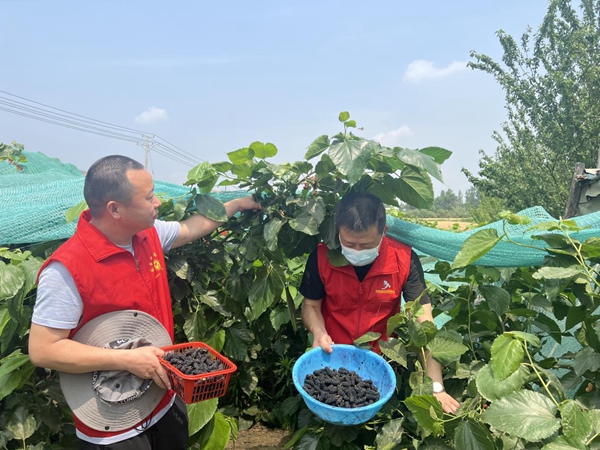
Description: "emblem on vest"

(149, 252), (163, 278)
(376, 279), (396, 294)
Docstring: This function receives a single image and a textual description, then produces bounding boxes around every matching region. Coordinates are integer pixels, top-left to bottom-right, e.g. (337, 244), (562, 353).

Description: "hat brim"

(59, 310), (172, 432)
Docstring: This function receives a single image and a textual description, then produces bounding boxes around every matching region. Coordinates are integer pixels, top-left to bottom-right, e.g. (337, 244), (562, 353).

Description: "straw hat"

(59, 310), (172, 432)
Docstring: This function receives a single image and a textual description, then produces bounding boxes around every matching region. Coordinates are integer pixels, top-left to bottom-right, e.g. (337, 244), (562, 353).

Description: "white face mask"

(341, 237), (383, 267)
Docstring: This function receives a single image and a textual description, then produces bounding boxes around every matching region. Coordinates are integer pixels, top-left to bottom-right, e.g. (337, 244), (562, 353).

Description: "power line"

(0, 102), (194, 167)
(0, 89), (205, 168)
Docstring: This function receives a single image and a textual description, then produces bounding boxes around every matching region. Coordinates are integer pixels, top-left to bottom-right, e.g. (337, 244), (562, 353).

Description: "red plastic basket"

(159, 342), (237, 404)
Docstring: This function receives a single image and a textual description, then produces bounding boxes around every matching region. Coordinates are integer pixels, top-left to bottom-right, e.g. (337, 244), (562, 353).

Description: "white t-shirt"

(32, 220), (181, 329)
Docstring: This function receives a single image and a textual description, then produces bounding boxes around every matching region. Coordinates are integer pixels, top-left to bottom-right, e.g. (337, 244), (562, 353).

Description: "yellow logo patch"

(149, 252), (163, 278)
(375, 289), (396, 295)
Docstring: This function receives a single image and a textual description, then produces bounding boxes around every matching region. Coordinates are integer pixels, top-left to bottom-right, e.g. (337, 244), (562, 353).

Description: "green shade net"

(0, 152), (245, 245)
(3, 151), (600, 268)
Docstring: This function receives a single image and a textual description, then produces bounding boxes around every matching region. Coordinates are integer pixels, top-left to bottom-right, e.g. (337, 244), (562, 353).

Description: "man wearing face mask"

(299, 192), (459, 413)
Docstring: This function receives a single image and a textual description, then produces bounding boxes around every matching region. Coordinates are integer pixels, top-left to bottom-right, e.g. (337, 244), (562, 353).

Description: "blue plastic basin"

(292, 344), (396, 426)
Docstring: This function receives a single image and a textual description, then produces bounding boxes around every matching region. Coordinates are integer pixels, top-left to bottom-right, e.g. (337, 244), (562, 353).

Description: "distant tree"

(434, 189), (460, 212)
(463, 0), (600, 217)
(464, 187), (479, 209)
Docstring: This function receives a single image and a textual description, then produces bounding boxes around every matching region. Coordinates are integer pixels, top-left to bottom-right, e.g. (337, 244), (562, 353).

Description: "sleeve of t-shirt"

(32, 261), (83, 329)
(299, 250), (325, 301)
(154, 220), (181, 252)
(402, 251), (431, 305)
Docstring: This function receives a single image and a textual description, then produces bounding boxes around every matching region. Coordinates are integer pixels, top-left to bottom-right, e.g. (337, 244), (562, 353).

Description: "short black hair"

(334, 193), (386, 234)
(84, 155), (144, 218)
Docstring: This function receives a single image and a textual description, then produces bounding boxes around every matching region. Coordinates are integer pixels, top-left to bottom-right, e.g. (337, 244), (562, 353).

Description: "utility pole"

(137, 134), (156, 169)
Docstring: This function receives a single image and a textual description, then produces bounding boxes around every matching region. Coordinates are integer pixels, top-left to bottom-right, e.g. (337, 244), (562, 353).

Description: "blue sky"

(1, 0), (550, 196)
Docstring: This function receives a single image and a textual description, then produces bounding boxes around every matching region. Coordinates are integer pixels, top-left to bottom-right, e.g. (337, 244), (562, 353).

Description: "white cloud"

(403, 60), (467, 82)
(134, 107), (169, 124)
(373, 125), (413, 147)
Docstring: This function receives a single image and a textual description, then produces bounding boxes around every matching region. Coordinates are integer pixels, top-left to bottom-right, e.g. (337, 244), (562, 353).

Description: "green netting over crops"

(0, 152), (246, 245)
(3, 152), (600, 269)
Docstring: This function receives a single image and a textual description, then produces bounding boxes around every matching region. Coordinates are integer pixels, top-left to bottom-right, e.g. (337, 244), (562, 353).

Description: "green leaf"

(187, 398), (219, 435)
(505, 331), (541, 347)
(305, 135), (330, 160)
(0, 351), (31, 379)
(0, 369), (27, 401)
(566, 306), (587, 331)
(498, 211), (531, 226)
(186, 162), (218, 193)
(338, 111), (350, 122)
(573, 347), (600, 376)
(0, 262), (25, 301)
(183, 310), (206, 342)
(405, 395), (444, 437)
(202, 411), (230, 450)
(454, 418), (497, 450)
(7, 406), (36, 441)
(419, 146), (452, 164)
(353, 332), (381, 346)
(224, 323), (251, 361)
(590, 409), (600, 434)
(531, 233), (571, 249)
(532, 266), (583, 280)
(204, 329), (225, 353)
(533, 313), (562, 344)
(479, 285), (510, 316)
(270, 305), (290, 331)
(452, 229), (501, 269)
(264, 218), (285, 251)
(375, 418), (405, 450)
(481, 390), (560, 441)
(248, 274), (275, 320)
(289, 212), (319, 236)
(280, 397), (300, 417)
(379, 339), (408, 368)
(584, 318), (600, 353)
(582, 237), (600, 258)
(541, 436), (587, 450)
(369, 174), (402, 206)
(476, 364), (530, 401)
(19, 258), (42, 296)
(250, 141), (278, 159)
(327, 249), (349, 267)
(326, 424), (359, 447)
(328, 137), (372, 185)
(396, 147), (444, 182)
(345, 119), (357, 128)
(237, 370), (258, 398)
(194, 194), (227, 222)
(559, 400), (592, 442)
(65, 200), (87, 223)
(295, 431), (321, 450)
(199, 291), (231, 318)
(211, 161), (233, 172)
(291, 161), (313, 174)
(228, 147), (254, 164)
(490, 334), (524, 381)
(408, 319), (428, 348)
(396, 165), (434, 209)
(426, 336), (469, 365)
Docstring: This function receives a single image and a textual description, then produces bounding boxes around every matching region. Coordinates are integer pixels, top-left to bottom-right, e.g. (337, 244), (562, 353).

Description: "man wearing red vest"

(28, 155), (261, 449)
(300, 193), (459, 414)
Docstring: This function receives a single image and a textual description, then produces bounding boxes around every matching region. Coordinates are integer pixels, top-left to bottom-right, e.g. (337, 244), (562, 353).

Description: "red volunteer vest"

(39, 210), (175, 439)
(317, 237), (412, 347)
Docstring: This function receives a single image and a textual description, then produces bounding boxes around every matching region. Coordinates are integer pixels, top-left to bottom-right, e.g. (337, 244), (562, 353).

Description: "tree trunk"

(564, 162), (585, 218)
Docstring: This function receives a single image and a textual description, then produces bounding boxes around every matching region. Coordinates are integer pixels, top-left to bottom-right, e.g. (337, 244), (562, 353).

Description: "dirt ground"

(425, 219), (474, 231)
(226, 424), (292, 450)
